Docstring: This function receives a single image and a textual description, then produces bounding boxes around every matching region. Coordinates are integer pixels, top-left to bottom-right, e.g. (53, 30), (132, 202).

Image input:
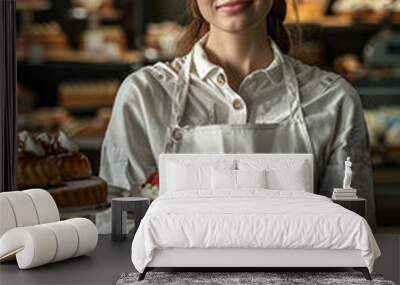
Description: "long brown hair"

(176, 0), (299, 57)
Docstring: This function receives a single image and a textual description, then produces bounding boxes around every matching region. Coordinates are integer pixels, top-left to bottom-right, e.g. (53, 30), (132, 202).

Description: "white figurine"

(342, 156), (353, 189)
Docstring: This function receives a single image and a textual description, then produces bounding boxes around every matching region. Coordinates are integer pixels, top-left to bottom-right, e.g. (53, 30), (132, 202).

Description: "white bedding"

(131, 190), (380, 273)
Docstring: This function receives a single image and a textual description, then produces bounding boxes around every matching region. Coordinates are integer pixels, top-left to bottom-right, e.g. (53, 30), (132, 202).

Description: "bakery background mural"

(16, 0), (400, 232)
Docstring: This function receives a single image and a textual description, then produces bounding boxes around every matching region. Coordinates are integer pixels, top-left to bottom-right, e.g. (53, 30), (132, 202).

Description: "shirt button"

(233, 99), (243, 110)
(156, 72), (165, 81)
(172, 128), (183, 141)
(216, 74), (226, 85)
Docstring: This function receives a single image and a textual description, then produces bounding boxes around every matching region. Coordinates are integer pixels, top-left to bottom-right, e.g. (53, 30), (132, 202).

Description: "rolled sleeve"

(100, 72), (158, 195)
(100, 145), (130, 192)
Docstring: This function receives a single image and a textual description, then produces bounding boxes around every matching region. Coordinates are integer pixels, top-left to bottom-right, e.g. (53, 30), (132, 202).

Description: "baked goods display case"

(15, 0), (185, 233)
(15, 0), (400, 227)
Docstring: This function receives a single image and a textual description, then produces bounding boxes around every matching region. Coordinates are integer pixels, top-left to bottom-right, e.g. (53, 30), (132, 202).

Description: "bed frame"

(138, 154), (371, 281)
(140, 248), (371, 280)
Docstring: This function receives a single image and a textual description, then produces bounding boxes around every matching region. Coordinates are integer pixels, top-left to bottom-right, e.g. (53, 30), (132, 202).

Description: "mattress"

(131, 190), (380, 273)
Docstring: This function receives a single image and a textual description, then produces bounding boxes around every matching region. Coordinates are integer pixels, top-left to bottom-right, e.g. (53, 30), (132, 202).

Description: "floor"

(0, 235), (133, 285)
(1, 232), (399, 285)
(374, 230), (400, 284)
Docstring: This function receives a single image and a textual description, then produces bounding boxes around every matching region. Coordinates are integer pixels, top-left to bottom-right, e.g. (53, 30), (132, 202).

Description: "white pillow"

(166, 160), (235, 192)
(236, 169), (267, 189)
(167, 162), (210, 191)
(211, 168), (236, 190)
(211, 168), (268, 191)
(237, 159), (308, 192)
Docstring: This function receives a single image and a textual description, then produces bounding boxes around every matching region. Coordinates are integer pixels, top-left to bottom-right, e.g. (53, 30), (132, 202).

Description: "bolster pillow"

(0, 218), (98, 269)
(0, 189), (60, 237)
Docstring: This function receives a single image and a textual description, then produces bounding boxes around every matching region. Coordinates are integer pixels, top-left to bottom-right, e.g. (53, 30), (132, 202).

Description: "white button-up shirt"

(100, 34), (375, 227)
(185, 35), (285, 126)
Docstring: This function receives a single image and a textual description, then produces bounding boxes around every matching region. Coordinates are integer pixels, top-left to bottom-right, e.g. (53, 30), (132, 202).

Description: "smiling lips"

(216, 0), (253, 13)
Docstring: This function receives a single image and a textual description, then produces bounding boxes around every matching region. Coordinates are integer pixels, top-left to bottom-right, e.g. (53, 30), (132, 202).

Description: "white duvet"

(131, 190), (380, 273)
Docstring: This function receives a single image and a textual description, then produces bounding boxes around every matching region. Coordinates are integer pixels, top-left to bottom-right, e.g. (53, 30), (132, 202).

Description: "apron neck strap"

(271, 41), (300, 121)
(170, 51), (194, 128)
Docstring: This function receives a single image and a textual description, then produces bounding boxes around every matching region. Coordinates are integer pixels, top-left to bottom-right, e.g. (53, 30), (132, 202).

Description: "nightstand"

(332, 198), (366, 218)
(111, 197), (150, 242)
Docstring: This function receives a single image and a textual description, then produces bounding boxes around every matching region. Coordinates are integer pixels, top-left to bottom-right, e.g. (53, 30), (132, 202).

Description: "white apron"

(164, 47), (315, 172)
(100, 39), (376, 228)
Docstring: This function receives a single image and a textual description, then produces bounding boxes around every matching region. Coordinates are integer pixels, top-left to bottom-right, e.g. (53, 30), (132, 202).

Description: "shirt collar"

(191, 32), (284, 85)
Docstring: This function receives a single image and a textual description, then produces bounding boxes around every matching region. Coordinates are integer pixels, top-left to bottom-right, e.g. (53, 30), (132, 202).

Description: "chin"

(216, 17), (262, 34)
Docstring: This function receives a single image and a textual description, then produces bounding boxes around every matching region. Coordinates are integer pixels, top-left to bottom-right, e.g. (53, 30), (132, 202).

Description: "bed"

(131, 154), (380, 281)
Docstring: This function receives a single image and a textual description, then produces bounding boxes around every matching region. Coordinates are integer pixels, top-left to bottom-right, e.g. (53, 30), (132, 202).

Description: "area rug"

(116, 272), (396, 285)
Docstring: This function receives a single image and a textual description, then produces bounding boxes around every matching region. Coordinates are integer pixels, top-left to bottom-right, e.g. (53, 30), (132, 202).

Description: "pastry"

(18, 156), (62, 188)
(48, 177), (108, 208)
(18, 131), (93, 188)
(364, 111), (387, 148)
(386, 123), (400, 147)
(35, 132), (64, 155)
(364, 108), (400, 148)
(57, 152), (92, 181)
(332, 0), (391, 22)
(36, 131), (92, 181)
(17, 130), (107, 208)
(334, 54), (365, 81)
(287, 0), (326, 23)
(58, 81), (119, 108)
(17, 132), (62, 188)
(145, 22), (185, 58)
(56, 131), (92, 180)
(17, 22), (69, 54)
(390, 0), (400, 21)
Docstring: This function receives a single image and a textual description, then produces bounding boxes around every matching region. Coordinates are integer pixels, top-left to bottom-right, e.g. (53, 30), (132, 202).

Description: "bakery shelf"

(372, 147), (400, 162)
(358, 87), (400, 97)
(374, 168), (400, 185)
(287, 14), (400, 28)
(16, 0), (50, 11)
(17, 49), (144, 65)
(372, 146), (400, 185)
(349, 70), (400, 109)
(288, 17), (400, 45)
(17, 59), (142, 107)
(287, 15), (352, 27)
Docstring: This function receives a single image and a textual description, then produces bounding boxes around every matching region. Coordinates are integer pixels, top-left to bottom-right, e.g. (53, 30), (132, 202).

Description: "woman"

(100, 0), (376, 228)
